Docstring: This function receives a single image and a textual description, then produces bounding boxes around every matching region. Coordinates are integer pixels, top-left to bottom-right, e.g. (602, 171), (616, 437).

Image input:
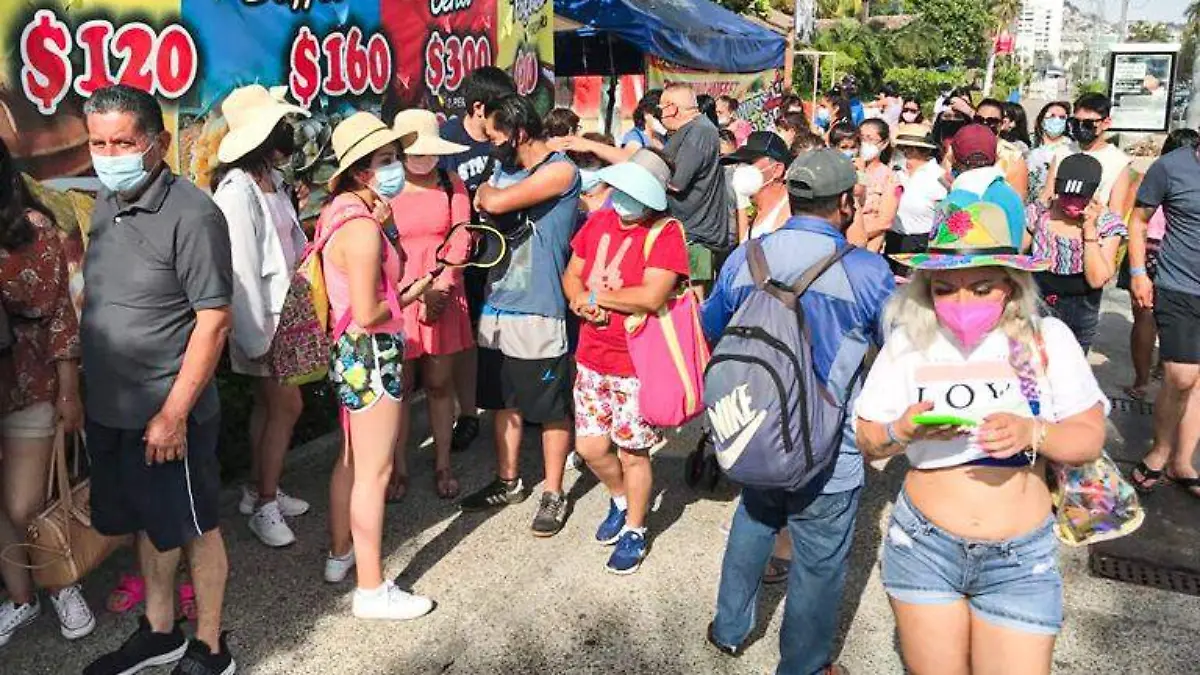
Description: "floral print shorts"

(329, 332), (405, 412)
(573, 364), (662, 450)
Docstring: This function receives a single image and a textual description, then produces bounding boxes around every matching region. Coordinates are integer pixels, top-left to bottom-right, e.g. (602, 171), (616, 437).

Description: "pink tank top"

(317, 194), (404, 336)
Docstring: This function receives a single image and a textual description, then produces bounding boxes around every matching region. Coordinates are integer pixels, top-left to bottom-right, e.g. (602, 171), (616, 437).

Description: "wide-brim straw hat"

(892, 199), (1048, 272)
(327, 112), (411, 192)
(217, 84), (309, 164)
(893, 123), (937, 150)
(393, 109), (468, 156)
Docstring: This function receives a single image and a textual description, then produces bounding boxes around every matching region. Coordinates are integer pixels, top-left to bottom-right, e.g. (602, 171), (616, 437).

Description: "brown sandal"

(386, 473), (408, 503)
(435, 468), (460, 500)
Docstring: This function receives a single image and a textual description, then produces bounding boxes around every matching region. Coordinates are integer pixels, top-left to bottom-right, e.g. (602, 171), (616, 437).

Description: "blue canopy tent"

(554, 0), (786, 75)
(555, 0), (786, 131)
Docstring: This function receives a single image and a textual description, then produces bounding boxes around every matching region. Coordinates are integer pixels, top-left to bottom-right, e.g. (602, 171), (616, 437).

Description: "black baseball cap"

(1054, 153), (1103, 198)
(721, 131), (795, 167)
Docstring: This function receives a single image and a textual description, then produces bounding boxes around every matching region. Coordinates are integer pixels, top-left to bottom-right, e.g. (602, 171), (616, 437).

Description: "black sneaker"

(450, 416), (480, 453)
(530, 491), (568, 537)
(460, 477), (526, 512)
(706, 622), (743, 657)
(171, 632), (235, 675)
(84, 615), (188, 675)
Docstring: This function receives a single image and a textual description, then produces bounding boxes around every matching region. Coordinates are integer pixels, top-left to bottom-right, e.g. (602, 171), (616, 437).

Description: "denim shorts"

(881, 490), (1063, 635)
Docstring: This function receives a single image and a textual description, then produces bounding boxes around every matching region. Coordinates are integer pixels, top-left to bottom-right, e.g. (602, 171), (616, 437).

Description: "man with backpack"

(700, 148), (894, 675)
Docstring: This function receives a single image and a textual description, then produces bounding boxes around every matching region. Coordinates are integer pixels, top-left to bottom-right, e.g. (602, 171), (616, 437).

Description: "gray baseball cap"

(786, 148), (857, 200)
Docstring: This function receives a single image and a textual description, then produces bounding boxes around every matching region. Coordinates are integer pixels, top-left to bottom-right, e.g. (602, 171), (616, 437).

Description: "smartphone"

(912, 413), (977, 428)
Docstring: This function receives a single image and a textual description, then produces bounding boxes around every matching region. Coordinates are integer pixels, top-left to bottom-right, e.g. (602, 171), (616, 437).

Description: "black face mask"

(268, 123), (296, 156)
(490, 140), (519, 170)
(1069, 118), (1101, 146)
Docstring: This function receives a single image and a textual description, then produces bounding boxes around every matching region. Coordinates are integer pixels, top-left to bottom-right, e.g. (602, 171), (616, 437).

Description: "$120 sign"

(20, 10), (198, 115)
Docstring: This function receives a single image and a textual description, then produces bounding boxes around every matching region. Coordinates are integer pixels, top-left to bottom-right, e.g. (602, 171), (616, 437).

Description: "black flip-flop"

(1167, 473), (1200, 500)
(1130, 461), (1165, 494)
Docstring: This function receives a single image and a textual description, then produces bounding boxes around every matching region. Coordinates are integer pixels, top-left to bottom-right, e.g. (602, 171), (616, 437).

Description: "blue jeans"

(712, 485), (861, 675)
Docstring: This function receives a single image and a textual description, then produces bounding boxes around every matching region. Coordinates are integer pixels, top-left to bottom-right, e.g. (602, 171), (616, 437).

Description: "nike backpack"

(703, 239), (854, 492)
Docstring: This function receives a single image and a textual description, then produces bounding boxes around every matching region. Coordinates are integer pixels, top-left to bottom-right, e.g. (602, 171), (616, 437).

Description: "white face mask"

(731, 165), (765, 198)
(859, 142), (882, 163)
(648, 117), (667, 136)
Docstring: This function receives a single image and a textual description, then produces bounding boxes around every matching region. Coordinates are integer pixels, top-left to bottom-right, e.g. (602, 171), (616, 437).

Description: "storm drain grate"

(1108, 396), (1154, 416)
(1090, 552), (1200, 596)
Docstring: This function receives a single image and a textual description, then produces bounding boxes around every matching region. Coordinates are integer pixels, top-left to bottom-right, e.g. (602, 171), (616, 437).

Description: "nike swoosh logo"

(714, 410), (767, 470)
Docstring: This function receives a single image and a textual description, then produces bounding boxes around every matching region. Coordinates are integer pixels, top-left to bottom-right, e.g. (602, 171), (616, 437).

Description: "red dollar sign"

(20, 10), (73, 114)
(289, 26), (320, 109)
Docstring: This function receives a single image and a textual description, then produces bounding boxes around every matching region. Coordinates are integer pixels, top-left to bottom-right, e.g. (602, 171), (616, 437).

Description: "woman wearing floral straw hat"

(855, 197), (1108, 674)
(211, 84), (312, 549)
(319, 112), (437, 620)
(386, 109), (471, 502)
(561, 148), (690, 574)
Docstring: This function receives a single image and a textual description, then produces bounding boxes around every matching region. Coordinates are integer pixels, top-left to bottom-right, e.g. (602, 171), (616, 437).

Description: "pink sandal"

(107, 573), (146, 613)
(178, 583), (197, 622)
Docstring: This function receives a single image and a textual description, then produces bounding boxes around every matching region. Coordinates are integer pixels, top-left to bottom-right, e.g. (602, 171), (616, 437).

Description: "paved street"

(9, 287), (1200, 674)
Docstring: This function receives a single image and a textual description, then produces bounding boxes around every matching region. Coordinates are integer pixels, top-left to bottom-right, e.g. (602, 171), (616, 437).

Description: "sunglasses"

(903, 107), (921, 114)
(973, 115), (1002, 129)
(1069, 118), (1101, 131)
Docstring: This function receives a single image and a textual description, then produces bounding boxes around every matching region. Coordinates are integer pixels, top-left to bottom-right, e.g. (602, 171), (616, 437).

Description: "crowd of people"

(0, 64), (1196, 675)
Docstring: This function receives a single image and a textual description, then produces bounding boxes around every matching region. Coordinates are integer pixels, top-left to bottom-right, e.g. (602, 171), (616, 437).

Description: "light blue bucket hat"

(595, 149), (669, 212)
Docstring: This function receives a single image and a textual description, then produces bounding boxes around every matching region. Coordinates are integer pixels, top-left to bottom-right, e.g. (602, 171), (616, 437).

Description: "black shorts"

(464, 267), (488, 326)
(1155, 287), (1200, 365)
(87, 414), (222, 552)
(477, 348), (571, 424)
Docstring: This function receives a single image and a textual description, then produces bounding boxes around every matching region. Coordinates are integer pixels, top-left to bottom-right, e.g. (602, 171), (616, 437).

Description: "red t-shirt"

(571, 208), (691, 376)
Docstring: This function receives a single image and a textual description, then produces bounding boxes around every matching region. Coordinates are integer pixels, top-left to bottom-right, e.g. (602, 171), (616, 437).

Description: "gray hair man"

(80, 84), (235, 675)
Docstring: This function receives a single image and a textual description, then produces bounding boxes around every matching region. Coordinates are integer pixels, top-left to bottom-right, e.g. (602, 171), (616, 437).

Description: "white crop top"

(855, 317), (1109, 469)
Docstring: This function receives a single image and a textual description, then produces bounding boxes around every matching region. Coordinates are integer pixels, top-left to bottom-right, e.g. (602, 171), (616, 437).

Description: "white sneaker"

(324, 549), (356, 583)
(352, 581), (433, 621)
(240, 486), (310, 517)
(0, 598), (41, 647)
(248, 501), (296, 548)
(49, 585), (95, 640)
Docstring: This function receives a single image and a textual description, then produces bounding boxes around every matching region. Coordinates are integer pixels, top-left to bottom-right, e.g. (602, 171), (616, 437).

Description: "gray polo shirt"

(82, 167), (232, 429)
(663, 115), (729, 250)
(1136, 146), (1200, 297)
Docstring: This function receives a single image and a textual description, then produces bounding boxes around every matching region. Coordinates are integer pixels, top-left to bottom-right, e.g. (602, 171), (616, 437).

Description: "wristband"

(1083, 237), (1099, 244)
(1129, 266), (1147, 278)
(588, 290), (597, 306)
(885, 422), (907, 447)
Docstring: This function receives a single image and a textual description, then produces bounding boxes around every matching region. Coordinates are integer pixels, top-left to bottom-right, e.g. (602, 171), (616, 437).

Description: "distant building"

(1015, 0), (1066, 67)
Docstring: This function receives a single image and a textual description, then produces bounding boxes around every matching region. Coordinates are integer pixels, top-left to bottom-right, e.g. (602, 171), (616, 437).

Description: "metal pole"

(1117, 0), (1131, 41)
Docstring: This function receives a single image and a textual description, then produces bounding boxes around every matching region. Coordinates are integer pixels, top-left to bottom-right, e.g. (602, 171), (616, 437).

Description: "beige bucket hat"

(216, 84), (309, 164)
(327, 112), (411, 191)
(392, 109), (469, 156)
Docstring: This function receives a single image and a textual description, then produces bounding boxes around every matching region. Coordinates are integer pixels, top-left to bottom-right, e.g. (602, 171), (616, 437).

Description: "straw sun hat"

(392, 109), (468, 156)
(217, 84), (309, 164)
(327, 112), (414, 191)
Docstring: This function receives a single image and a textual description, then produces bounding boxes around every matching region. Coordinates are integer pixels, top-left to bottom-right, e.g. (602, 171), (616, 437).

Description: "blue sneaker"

(605, 530), (647, 575)
(595, 500), (627, 545)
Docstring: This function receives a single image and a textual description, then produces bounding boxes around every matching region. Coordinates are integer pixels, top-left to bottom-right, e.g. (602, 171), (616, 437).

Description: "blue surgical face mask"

(1042, 117), (1067, 139)
(611, 189), (648, 221)
(579, 169), (603, 194)
(91, 145), (153, 193)
(372, 161), (407, 198)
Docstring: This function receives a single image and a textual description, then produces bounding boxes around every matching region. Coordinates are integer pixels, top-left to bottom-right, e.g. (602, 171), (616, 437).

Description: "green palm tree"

(987, 0), (1022, 32)
(1127, 21), (1173, 43)
(1186, 1), (1200, 38)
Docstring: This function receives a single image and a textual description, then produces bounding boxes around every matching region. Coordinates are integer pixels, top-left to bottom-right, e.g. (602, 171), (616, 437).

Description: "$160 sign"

(20, 10), (198, 115)
(288, 26), (392, 109)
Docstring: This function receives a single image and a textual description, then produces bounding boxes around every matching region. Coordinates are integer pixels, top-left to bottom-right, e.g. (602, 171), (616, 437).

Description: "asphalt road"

(8, 287), (1200, 674)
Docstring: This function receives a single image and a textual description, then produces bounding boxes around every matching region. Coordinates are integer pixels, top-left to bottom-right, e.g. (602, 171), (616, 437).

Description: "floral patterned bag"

(268, 201), (365, 385)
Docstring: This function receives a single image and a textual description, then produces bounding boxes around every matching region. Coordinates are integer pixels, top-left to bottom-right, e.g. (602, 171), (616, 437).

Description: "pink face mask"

(934, 298), (1005, 351)
(1058, 194), (1089, 218)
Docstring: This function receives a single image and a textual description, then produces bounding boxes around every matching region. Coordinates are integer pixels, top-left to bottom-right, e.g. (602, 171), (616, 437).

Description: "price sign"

(19, 9), (199, 114)
(288, 25), (393, 108)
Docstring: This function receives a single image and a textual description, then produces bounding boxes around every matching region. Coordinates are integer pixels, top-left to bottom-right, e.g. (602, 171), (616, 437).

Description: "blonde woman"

(319, 113), (436, 620)
(855, 198), (1107, 675)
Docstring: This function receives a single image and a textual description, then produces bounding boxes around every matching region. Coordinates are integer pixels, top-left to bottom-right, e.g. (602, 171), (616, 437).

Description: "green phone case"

(912, 413), (978, 428)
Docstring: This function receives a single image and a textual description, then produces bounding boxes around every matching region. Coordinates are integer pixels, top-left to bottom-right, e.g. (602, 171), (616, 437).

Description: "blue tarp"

(555, 0), (786, 74)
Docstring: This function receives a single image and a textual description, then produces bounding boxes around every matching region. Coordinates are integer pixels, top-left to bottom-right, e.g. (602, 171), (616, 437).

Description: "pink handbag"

(624, 219), (710, 427)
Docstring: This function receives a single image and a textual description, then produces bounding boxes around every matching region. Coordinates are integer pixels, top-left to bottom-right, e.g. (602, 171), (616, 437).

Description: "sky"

(1103, 0), (1192, 24)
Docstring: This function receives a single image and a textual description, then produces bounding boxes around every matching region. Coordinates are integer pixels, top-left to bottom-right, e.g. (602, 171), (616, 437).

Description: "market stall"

(554, 0), (787, 133)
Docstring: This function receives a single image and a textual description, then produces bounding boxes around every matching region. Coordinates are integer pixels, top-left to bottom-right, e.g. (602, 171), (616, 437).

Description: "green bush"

(884, 66), (966, 106)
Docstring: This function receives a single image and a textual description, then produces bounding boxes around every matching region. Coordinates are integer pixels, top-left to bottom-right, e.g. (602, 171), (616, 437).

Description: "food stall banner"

(647, 56), (785, 131)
